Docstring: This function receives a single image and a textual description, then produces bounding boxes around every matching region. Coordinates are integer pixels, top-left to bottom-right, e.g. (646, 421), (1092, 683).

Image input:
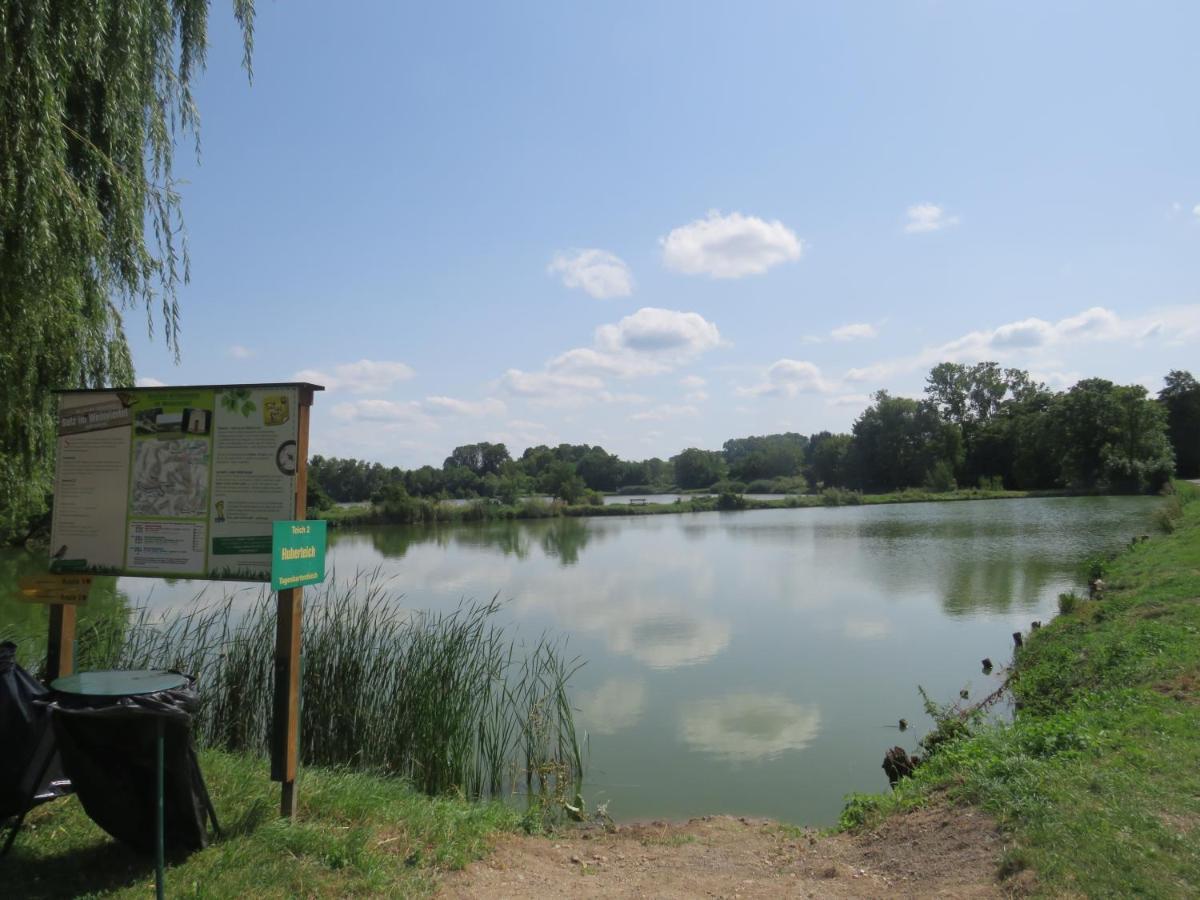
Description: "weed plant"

(73, 572), (585, 810)
(840, 482), (1200, 895)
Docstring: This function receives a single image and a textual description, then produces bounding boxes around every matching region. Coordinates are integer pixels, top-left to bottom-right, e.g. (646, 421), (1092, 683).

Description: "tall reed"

(82, 571), (585, 806)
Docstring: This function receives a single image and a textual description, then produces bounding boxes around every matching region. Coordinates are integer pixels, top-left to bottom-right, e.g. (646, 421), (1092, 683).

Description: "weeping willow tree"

(0, 1), (253, 540)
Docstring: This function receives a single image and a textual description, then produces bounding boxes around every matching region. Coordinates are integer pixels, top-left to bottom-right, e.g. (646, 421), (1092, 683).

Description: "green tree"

(670, 448), (728, 489)
(847, 391), (963, 491)
(444, 442), (511, 477)
(722, 433), (807, 482)
(806, 432), (852, 488)
(539, 461), (585, 503)
(1050, 379), (1173, 492)
(924, 362), (1046, 487)
(575, 447), (623, 491)
(1159, 370), (1200, 477)
(0, 1), (255, 539)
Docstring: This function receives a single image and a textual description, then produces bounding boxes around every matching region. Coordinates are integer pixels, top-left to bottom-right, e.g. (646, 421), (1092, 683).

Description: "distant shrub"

(924, 461), (957, 493)
(711, 480), (747, 494)
(745, 479), (776, 494)
(716, 490), (746, 511)
(770, 475), (810, 494)
(583, 490), (605, 507)
(1058, 592), (1079, 615)
(518, 498), (557, 519)
(821, 486), (863, 507)
(615, 485), (653, 495)
(978, 475), (1005, 491)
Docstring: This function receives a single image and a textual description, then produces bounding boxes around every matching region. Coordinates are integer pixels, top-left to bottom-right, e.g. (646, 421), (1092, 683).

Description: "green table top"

(51, 669), (188, 697)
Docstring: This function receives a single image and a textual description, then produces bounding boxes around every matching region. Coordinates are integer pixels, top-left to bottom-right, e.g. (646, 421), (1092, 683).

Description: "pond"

(0, 495), (1156, 825)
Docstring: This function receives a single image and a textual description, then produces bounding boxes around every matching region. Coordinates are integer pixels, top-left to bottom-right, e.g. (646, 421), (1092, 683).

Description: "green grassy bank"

(842, 481), (1200, 896)
(320, 486), (1075, 529)
(5, 750), (521, 898)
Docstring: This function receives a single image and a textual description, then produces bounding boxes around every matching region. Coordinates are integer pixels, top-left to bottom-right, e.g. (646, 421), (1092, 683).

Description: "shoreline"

(7, 485), (1190, 896)
(318, 486), (1099, 529)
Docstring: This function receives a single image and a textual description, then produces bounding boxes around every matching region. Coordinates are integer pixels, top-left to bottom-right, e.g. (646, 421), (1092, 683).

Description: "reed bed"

(75, 571), (585, 807)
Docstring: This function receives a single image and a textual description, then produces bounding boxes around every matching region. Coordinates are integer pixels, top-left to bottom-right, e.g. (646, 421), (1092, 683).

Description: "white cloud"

(684, 390), (709, 404)
(550, 308), (722, 380)
(422, 396), (506, 417)
(295, 359), (415, 393)
(904, 203), (960, 234)
(597, 307), (720, 355)
(831, 322), (878, 341)
(1194, 203), (1200, 219)
(135, 377), (166, 387)
(660, 210), (803, 278)
(491, 419), (556, 448)
(845, 305), (1200, 385)
(227, 345), (253, 359)
(330, 399), (435, 429)
(548, 347), (668, 379)
(827, 393), (872, 408)
(740, 359), (834, 398)
(499, 369), (607, 407)
(500, 309), (722, 409)
(679, 375), (707, 389)
(631, 403), (699, 422)
(548, 249), (634, 299)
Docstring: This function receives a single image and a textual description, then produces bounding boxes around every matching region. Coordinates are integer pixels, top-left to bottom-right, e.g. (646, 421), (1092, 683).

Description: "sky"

(128, 1), (1200, 468)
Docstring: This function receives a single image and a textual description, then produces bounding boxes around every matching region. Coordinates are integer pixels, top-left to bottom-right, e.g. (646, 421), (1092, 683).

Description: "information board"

(50, 384), (313, 581)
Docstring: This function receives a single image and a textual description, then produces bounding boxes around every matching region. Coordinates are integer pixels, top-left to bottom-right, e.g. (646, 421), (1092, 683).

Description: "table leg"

(156, 718), (165, 900)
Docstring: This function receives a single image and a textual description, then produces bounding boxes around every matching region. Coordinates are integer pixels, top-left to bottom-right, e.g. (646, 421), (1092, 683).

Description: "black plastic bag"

(0, 642), (70, 820)
(42, 674), (215, 854)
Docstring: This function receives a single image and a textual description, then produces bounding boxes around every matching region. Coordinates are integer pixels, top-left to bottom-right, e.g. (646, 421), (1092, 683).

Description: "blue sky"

(129, 1), (1200, 467)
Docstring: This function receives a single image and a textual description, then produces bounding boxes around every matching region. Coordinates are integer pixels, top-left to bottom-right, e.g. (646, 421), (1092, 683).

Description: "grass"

(839, 481), (1200, 896)
(4, 749), (521, 898)
(321, 486), (1075, 529)
(5, 573), (586, 819)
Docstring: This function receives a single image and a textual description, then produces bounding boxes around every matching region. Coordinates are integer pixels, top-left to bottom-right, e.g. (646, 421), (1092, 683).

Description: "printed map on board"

(130, 438), (210, 517)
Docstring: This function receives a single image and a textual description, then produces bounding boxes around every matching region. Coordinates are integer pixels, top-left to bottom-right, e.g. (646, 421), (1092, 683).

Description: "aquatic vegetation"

(75, 573), (585, 805)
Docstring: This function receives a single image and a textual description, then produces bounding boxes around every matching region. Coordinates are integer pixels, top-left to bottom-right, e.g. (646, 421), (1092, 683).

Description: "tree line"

(309, 364), (1198, 508)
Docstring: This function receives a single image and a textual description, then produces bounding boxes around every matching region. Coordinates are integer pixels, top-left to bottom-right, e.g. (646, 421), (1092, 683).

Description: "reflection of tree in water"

(938, 553), (1067, 617)
(365, 525), (458, 560)
(0, 546), (132, 670)
(538, 518), (591, 565)
(360, 518), (598, 567)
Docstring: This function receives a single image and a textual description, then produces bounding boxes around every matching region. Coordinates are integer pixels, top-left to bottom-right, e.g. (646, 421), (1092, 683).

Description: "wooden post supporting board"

(271, 387), (313, 817)
(46, 603), (76, 681)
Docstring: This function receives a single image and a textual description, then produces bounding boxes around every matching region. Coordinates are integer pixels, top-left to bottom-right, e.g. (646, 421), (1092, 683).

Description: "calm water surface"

(0, 496), (1156, 824)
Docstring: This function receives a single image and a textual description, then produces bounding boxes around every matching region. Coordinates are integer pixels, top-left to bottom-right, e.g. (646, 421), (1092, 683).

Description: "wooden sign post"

(270, 385), (314, 818)
(44, 382), (322, 821)
(20, 574), (93, 680)
(46, 603), (77, 680)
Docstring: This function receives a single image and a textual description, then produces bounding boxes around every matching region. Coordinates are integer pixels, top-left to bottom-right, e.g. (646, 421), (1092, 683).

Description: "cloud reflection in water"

(679, 692), (821, 762)
(577, 677), (647, 735)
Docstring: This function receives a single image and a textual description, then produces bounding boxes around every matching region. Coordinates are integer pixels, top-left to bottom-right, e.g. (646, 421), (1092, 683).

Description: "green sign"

(271, 520), (327, 591)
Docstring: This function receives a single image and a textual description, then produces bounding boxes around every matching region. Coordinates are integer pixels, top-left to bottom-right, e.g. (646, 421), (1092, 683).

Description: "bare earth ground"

(440, 804), (1018, 899)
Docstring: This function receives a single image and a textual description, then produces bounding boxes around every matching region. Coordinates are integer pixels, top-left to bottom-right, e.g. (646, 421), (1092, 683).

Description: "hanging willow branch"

(0, 0), (254, 538)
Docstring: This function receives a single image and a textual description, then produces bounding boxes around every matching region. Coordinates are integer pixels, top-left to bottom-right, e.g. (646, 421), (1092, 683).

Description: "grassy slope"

(6, 751), (520, 899)
(844, 481), (1200, 897)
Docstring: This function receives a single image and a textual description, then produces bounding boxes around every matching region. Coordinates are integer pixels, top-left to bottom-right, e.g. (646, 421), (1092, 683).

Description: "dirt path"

(440, 804), (1019, 898)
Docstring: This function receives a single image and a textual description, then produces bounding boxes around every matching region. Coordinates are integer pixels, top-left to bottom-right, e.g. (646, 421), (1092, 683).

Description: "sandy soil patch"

(440, 804), (1017, 898)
